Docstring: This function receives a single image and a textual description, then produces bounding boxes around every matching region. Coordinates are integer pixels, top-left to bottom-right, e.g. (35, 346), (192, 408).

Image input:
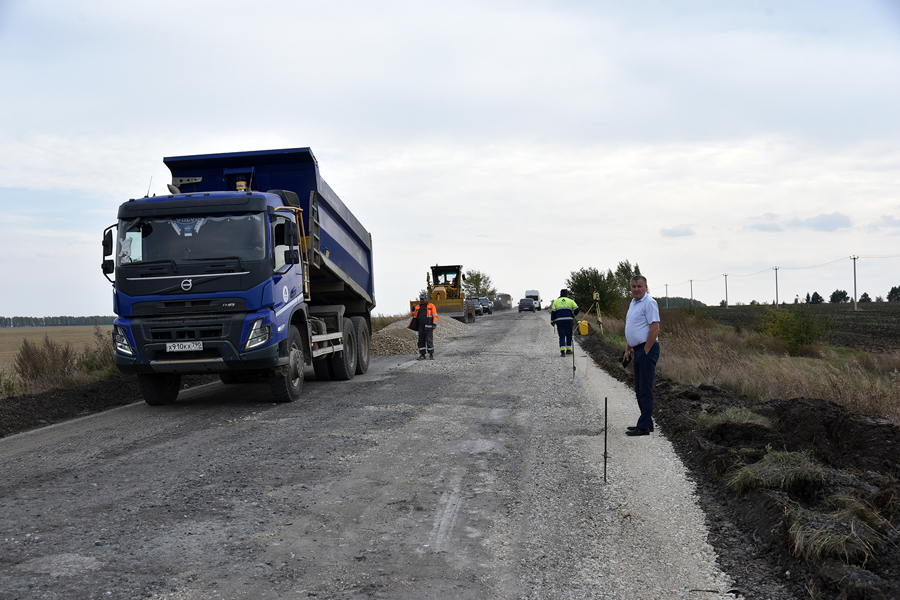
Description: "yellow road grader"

(410, 264), (477, 323)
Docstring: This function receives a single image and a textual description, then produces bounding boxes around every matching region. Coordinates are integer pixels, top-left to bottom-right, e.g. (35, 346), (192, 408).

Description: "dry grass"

(371, 313), (406, 333)
(598, 308), (900, 424)
(0, 326), (117, 398)
(695, 407), (773, 429)
(786, 497), (889, 565)
(728, 451), (824, 496)
(0, 326), (111, 371)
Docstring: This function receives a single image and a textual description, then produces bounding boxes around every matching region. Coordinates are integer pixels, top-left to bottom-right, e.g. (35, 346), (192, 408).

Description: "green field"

(0, 326), (112, 372)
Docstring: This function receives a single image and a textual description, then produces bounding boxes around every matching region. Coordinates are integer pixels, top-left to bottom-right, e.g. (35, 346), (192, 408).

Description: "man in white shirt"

(623, 275), (660, 436)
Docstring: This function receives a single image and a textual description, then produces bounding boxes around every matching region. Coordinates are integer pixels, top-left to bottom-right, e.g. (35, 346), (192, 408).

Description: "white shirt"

(625, 294), (660, 347)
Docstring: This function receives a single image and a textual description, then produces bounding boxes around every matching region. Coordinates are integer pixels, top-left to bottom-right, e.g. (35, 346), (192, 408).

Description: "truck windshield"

(116, 213), (267, 266)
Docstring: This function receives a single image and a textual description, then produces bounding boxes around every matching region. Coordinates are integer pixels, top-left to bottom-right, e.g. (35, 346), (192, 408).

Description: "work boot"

(428, 353), (434, 360)
(417, 354), (426, 361)
(566, 349), (573, 355)
(560, 350), (566, 357)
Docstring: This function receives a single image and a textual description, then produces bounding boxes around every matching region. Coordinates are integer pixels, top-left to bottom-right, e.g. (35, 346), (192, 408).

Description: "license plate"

(166, 341), (203, 352)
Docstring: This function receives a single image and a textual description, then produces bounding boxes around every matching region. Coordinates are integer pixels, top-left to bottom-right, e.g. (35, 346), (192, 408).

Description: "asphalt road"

(0, 311), (738, 600)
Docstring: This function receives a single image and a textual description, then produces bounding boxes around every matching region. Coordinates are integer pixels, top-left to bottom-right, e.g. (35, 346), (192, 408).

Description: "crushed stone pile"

(371, 316), (470, 356)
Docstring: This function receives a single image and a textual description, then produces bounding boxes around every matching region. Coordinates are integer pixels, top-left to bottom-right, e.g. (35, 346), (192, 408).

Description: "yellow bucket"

(578, 320), (589, 335)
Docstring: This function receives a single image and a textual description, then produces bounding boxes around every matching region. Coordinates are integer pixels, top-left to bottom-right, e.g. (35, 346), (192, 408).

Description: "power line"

(860, 253), (900, 259)
(665, 254), (900, 302)
(779, 256), (850, 270)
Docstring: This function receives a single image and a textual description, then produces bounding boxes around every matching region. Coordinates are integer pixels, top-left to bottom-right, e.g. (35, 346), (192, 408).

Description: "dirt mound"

(578, 332), (900, 600)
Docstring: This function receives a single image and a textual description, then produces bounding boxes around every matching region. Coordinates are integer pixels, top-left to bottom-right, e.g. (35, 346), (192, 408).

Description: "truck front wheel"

(269, 325), (304, 402)
(138, 373), (181, 405)
(330, 317), (357, 380)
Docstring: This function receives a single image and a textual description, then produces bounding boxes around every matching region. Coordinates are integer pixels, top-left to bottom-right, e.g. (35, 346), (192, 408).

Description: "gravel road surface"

(0, 311), (741, 599)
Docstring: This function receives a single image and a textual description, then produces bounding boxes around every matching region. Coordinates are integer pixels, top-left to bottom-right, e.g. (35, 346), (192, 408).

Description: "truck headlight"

(113, 325), (134, 356)
(245, 319), (271, 350)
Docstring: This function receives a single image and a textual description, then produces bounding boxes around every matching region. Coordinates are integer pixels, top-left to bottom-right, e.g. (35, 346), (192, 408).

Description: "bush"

(13, 326), (117, 392)
(755, 305), (831, 355)
(14, 335), (78, 382)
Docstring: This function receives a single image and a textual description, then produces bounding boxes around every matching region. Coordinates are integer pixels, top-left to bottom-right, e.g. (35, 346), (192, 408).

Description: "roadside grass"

(695, 407), (773, 429)
(372, 313), (406, 332)
(0, 316), (409, 398)
(786, 498), (889, 565)
(2, 327), (118, 398)
(728, 451), (824, 496)
(598, 308), (900, 424)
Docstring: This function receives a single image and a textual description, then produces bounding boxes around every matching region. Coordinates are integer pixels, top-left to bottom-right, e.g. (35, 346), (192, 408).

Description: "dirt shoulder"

(577, 332), (900, 600)
(0, 375), (215, 439)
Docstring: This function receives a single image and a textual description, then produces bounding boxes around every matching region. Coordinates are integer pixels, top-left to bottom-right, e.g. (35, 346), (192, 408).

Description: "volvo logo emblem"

(181, 279), (193, 291)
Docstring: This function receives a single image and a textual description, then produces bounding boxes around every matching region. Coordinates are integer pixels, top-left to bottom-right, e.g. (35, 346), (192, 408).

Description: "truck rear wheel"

(269, 325), (303, 402)
(351, 316), (370, 375)
(330, 317), (357, 380)
(313, 357), (334, 381)
(138, 373), (181, 405)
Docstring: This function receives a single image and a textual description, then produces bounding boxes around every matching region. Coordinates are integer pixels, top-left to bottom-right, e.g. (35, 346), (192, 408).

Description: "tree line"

(459, 263), (705, 314)
(0, 316), (116, 328)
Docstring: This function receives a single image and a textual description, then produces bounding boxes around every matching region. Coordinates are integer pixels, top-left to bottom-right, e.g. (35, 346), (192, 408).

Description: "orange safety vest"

(411, 302), (439, 325)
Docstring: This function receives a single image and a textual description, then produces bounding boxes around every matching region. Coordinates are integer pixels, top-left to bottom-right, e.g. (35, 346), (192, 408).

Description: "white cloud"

(660, 226), (694, 238)
(787, 212), (853, 232)
(1, 1), (900, 315)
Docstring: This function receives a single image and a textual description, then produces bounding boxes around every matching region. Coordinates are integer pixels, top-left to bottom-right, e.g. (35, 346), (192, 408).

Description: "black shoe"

(428, 354), (434, 360)
(626, 428), (650, 436)
(417, 355), (426, 361)
(566, 349), (573, 355)
(627, 425), (654, 432)
(560, 351), (566, 357)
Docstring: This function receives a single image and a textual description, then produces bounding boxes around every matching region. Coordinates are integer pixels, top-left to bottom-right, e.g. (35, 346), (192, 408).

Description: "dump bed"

(163, 148), (374, 309)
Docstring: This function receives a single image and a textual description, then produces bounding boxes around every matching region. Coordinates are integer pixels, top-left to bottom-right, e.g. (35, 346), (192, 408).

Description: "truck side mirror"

(285, 223), (299, 246)
(284, 249), (300, 265)
(102, 259), (115, 274)
(102, 229), (113, 257)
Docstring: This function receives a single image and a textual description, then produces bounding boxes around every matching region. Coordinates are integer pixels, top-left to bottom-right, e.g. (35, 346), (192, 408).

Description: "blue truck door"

(271, 212), (304, 320)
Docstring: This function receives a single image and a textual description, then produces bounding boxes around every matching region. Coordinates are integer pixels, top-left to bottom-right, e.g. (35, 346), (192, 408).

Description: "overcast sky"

(1, 0), (899, 318)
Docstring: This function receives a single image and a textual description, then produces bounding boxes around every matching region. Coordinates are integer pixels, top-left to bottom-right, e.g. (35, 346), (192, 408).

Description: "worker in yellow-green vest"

(550, 289), (581, 357)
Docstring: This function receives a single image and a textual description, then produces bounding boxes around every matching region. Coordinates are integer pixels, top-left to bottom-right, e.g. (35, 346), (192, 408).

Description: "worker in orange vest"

(411, 293), (439, 360)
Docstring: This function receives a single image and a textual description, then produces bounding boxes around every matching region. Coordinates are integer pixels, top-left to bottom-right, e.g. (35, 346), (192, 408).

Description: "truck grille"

(150, 325), (225, 341)
(132, 298), (246, 317)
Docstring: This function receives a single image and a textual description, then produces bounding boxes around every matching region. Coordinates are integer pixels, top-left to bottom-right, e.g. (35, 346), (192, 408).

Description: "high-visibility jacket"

(411, 302), (439, 328)
(550, 297), (580, 324)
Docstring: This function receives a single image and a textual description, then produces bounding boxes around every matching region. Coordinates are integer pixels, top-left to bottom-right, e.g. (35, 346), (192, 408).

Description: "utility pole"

(773, 266), (779, 307)
(723, 273), (728, 308)
(689, 280), (694, 307)
(665, 284), (669, 308)
(851, 255), (859, 311)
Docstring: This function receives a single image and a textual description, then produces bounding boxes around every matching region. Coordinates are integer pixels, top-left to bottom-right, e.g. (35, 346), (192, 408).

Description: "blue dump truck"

(101, 148), (375, 405)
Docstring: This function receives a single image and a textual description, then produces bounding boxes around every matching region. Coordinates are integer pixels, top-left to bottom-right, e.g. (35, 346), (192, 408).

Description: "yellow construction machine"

(410, 264), (477, 323)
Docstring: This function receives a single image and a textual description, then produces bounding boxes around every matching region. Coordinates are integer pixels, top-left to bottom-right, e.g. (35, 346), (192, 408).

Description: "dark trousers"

(556, 321), (573, 350)
(633, 341), (660, 431)
(417, 326), (434, 355)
